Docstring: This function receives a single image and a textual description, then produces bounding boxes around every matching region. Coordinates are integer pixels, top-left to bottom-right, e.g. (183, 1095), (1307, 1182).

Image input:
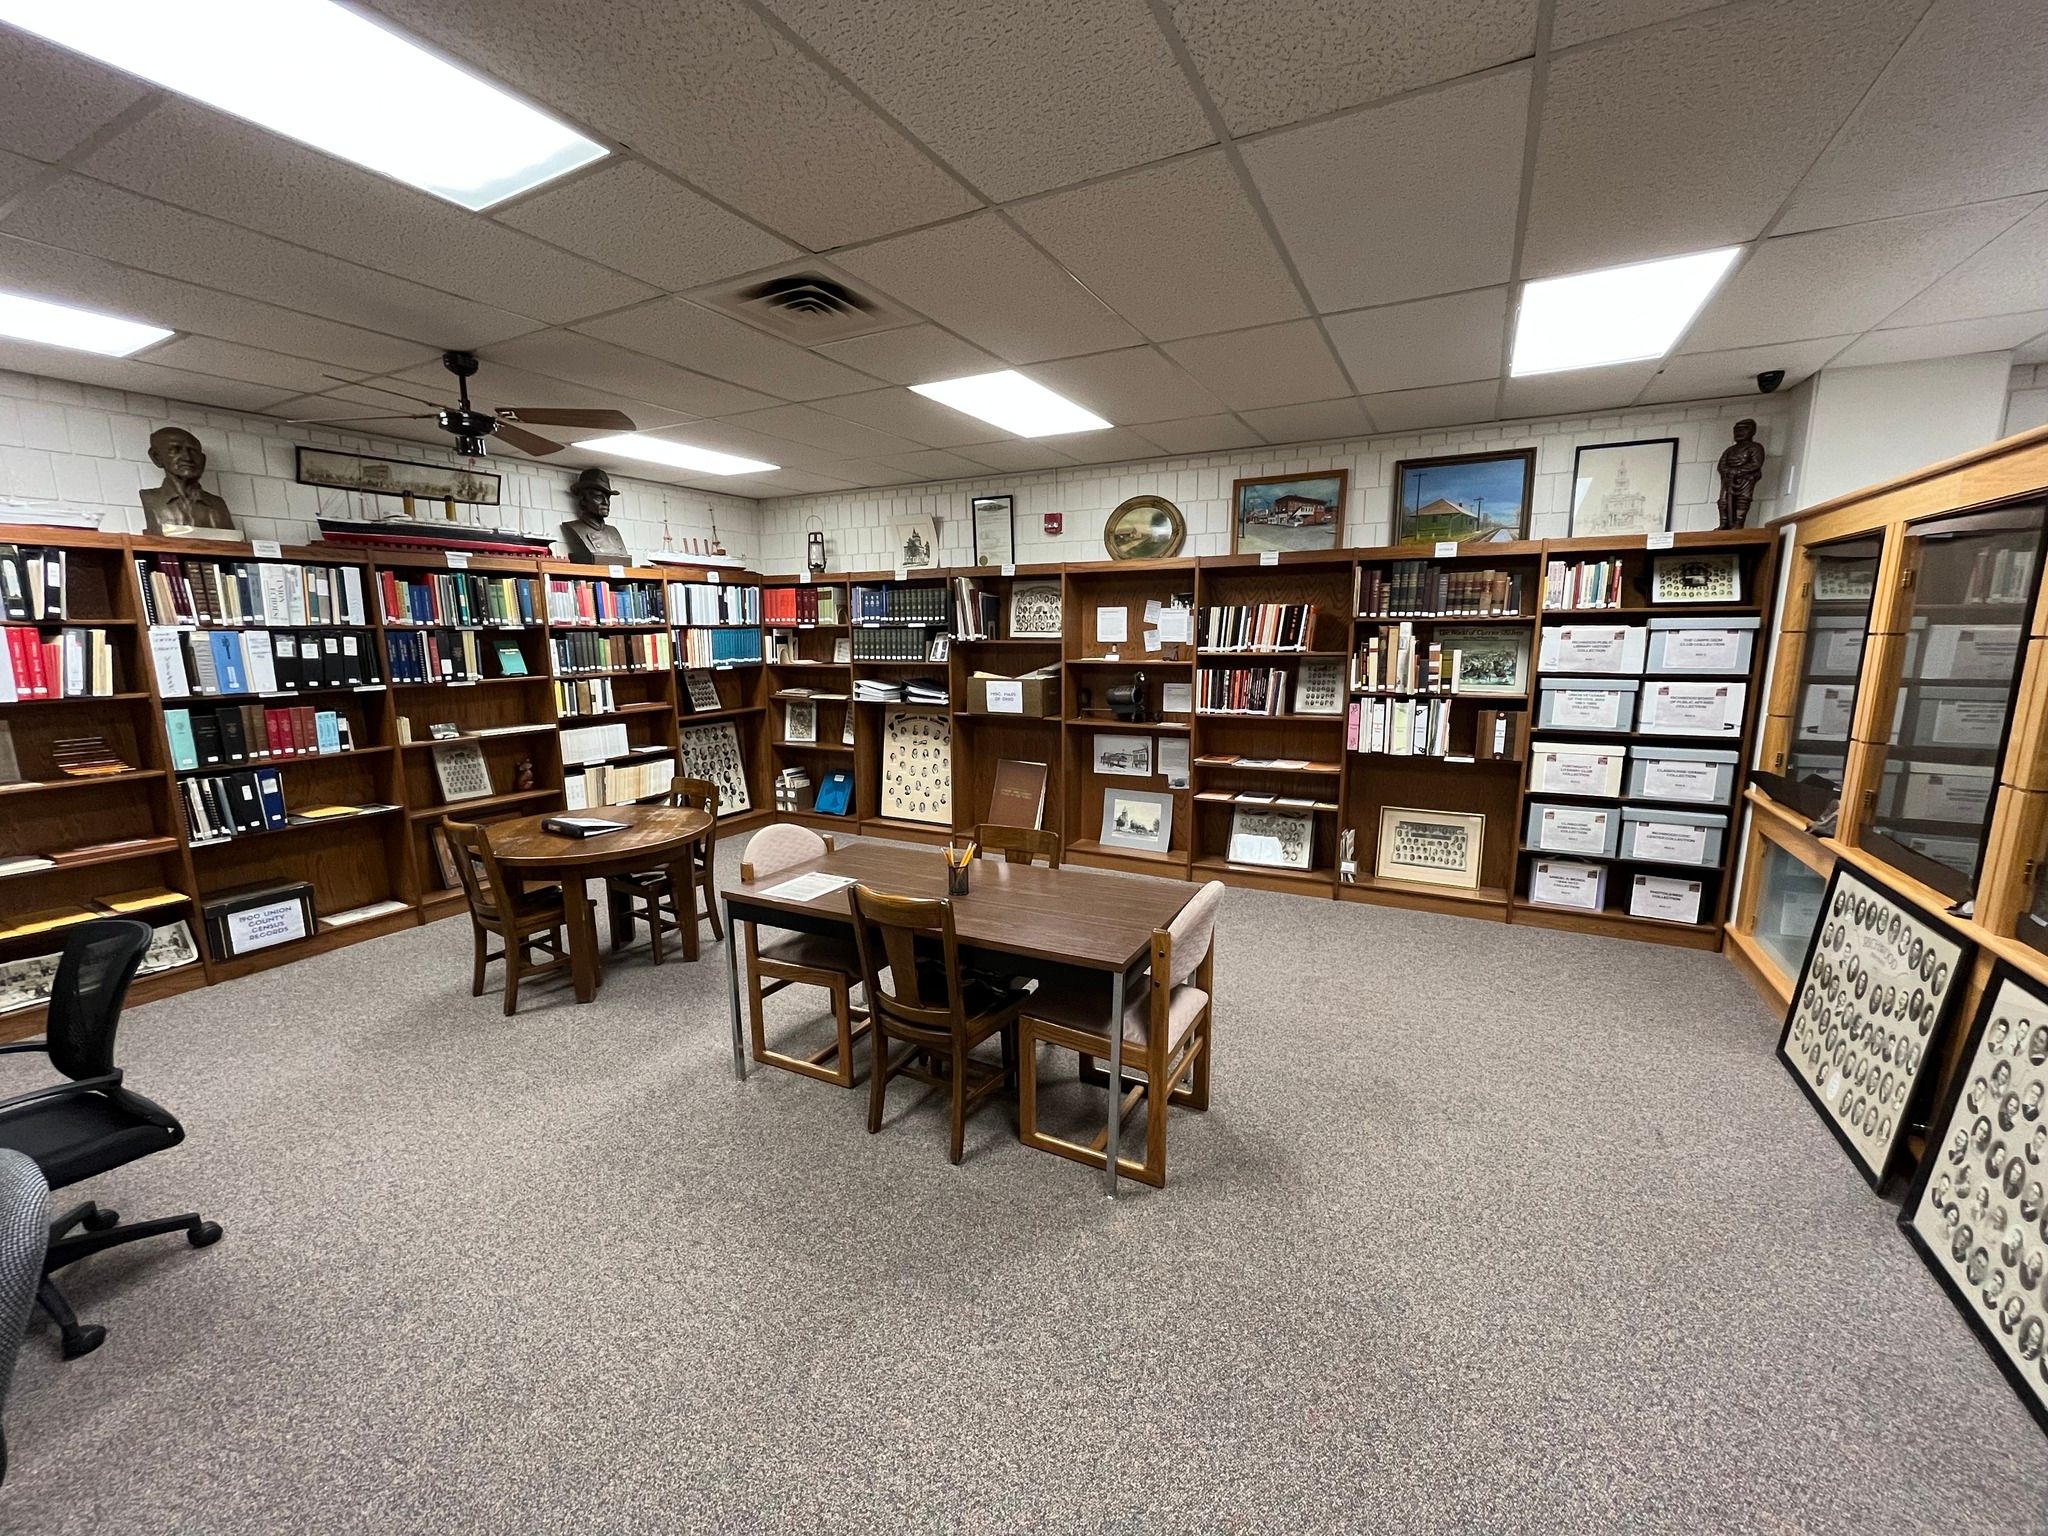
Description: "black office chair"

(0, 920), (221, 1360)
(0, 1149), (47, 1483)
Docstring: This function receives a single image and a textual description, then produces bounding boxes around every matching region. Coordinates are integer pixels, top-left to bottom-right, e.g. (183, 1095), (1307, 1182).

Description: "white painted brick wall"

(0, 367), (759, 567)
(2007, 363), (2048, 437)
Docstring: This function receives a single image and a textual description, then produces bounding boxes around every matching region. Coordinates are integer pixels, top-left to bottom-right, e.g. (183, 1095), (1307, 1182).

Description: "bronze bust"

(139, 426), (239, 540)
(560, 466), (630, 563)
(1715, 418), (1767, 530)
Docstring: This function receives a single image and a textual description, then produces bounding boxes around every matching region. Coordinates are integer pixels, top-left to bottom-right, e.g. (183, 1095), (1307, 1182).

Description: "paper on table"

(1159, 738), (1190, 788)
(761, 871), (857, 902)
(1095, 606), (1128, 643)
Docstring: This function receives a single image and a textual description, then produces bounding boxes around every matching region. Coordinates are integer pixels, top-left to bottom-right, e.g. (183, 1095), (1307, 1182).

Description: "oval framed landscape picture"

(1103, 495), (1186, 560)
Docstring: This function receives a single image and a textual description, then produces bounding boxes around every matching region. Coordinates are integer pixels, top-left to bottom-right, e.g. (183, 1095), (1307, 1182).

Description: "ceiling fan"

(286, 350), (635, 458)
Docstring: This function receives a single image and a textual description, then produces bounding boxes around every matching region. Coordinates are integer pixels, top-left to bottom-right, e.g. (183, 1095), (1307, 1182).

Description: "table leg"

(725, 907), (748, 1081)
(566, 876), (600, 1004)
(668, 854), (700, 962)
(1105, 967), (1125, 1200)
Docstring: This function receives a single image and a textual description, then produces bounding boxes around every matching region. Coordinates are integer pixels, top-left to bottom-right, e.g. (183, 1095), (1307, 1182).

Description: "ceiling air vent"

(694, 262), (912, 345)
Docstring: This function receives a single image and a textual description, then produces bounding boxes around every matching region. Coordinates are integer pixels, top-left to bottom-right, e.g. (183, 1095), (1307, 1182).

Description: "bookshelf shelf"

(1, 691), (151, 707)
(0, 768), (164, 797)
(406, 789), (555, 822)
(1356, 611), (1529, 624)
(189, 804), (401, 848)
(0, 837), (182, 876)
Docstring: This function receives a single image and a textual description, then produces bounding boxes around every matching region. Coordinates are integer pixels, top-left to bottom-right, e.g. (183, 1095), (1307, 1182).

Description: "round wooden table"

(488, 803), (714, 1003)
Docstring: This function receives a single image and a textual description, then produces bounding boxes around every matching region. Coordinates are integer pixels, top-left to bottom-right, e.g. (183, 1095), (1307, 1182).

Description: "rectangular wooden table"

(720, 842), (1194, 1197)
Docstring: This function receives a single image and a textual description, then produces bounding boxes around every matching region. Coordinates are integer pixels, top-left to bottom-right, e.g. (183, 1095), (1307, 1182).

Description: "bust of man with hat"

(560, 466), (630, 563)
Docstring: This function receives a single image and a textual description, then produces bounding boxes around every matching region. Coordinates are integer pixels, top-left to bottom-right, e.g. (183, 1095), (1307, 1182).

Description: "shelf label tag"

(1433, 541), (1457, 560)
(1000, 563), (1016, 578)
(1259, 550), (1279, 566)
(799, 570), (811, 584)
(250, 538), (282, 560)
(706, 570), (720, 584)
(608, 563), (627, 578)
(1646, 531), (1676, 550)
(445, 551), (470, 569)
(894, 566), (909, 583)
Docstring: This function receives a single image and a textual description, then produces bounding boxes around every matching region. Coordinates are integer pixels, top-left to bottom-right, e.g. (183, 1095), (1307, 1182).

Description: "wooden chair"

(974, 823), (1061, 868)
(1016, 880), (1221, 1187)
(443, 817), (583, 1016)
(848, 884), (1030, 1166)
(604, 778), (722, 964)
(740, 825), (868, 1087)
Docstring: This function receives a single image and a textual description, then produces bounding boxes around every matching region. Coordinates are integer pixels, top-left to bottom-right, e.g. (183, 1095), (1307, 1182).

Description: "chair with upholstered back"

(443, 817), (575, 1016)
(1016, 880), (1221, 1187)
(738, 826), (868, 1087)
(605, 777), (723, 964)
(975, 823), (1061, 869)
(847, 885), (1030, 1166)
(0, 1148), (46, 1482)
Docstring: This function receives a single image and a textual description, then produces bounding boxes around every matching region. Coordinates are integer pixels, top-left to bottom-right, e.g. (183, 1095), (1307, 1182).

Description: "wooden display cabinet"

(947, 563), (1064, 840)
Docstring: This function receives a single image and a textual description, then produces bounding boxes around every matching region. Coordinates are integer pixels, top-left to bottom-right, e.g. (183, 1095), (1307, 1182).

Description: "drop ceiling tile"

(952, 439), (1080, 472)
(1033, 426), (1168, 466)
(0, 147), (39, 202)
(1551, 0), (1727, 49)
(1324, 288), (1508, 395)
(1009, 152), (1303, 341)
(1833, 311), (2048, 368)
(808, 389), (1003, 448)
(873, 449), (1001, 482)
(835, 213), (1141, 363)
(1021, 347), (1225, 424)
(1780, 2), (2048, 234)
(762, 0), (1211, 201)
(1886, 202), (2048, 328)
(744, 469), (864, 495)
(1499, 361), (1660, 418)
(803, 459), (901, 488)
(0, 341), (293, 414)
(495, 161), (798, 292)
(360, 0), (977, 248)
(1358, 379), (1502, 432)
(1164, 0), (1538, 136)
(1684, 200), (2040, 352)
(1161, 320), (1349, 411)
(1521, 0), (1926, 277)
(1239, 398), (1373, 445)
(142, 336), (349, 398)
(614, 417), (808, 469)
(1242, 68), (1528, 313)
(3, 176), (535, 348)
(573, 298), (878, 400)
(2016, 329), (2048, 366)
(483, 330), (775, 418)
(811, 324), (1002, 386)
(0, 27), (151, 164)
(720, 403), (921, 457)
(1636, 337), (1851, 405)
(1130, 414), (1267, 454)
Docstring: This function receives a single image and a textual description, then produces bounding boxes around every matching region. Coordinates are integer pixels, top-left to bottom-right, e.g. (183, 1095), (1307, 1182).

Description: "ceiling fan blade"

(495, 406), (636, 431)
(282, 412), (435, 425)
(324, 373), (448, 410)
(492, 421), (569, 457)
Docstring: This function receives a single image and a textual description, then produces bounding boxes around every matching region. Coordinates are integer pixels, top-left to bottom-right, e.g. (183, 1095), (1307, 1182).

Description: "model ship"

(316, 497), (556, 557)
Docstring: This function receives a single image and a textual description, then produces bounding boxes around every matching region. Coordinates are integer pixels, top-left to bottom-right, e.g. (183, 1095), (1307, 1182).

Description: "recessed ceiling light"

(0, 0), (607, 211)
(580, 434), (777, 476)
(909, 370), (1110, 437)
(0, 288), (172, 357)
(1511, 247), (1741, 376)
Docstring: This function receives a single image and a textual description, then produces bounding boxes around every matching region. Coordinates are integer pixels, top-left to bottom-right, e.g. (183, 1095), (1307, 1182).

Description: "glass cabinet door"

(1753, 838), (1829, 979)
(1861, 504), (2045, 901)
(1786, 535), (1883, 802)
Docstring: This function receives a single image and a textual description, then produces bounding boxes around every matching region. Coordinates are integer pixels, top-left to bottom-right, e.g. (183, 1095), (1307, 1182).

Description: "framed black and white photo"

(891, 515), (938, 571)
(1292, 659), (1345, 715)
(431, 742), (492, 802)
(681, 721), (751, 816)
(1900, 960), (2048, 1434)
(1437, 626), (1528, 696)
(1778, 860), (1976, 1191)
(296, 446), (500, 506)
(683, 670), (722, 712)
(1100, 787), (1173, 853)
(1375, 807), (1484, 889)
(1228, 807), (1314, 869)
(879, 708), (951, 825)
(1092, 734), (1153, 777)
(1651, 552), (1743, 604)
(784, 701), (817, 744)
(1570, 438), (1678, 537)
(1008, 581), (1063, 639)
(971, 494), (1015, 566)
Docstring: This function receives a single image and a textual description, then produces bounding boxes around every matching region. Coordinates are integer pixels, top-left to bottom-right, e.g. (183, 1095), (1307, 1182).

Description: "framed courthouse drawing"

(1100, 787), (1173, 853)
(1569, 438), (1677, 537)
(1778, 860), (1975, 1191)
(1900, 961), (2048, 1434)
(1375, 807), (1484, 889)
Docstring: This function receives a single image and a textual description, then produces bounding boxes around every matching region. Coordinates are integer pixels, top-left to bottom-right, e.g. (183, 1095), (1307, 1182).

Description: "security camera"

(1757, 369), (1786, 394)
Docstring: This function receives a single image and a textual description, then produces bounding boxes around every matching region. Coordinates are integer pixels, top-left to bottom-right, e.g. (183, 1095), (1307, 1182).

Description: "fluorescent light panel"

(581, 434), (777, 476)
(0, 0), (606, 210)
(0, 288), (171, 357)
(910, 370), (1110, 437)
(1511, 247), (1741, 376)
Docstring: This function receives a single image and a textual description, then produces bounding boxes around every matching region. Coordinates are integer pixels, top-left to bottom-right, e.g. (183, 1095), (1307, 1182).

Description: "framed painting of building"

(1231, 472), (1347, 555)
(1392, 449), (1535, 548)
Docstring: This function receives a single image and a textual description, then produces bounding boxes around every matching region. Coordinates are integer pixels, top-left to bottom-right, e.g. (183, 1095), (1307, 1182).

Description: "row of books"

(380, 570), (539, 629)
(951, 578), (1001, 641)
(1195, 603), (1318, 652)
(545, 577), (664, 626)
(549, 630), (670, 675)
(677, 627), (764, 668)
(388, 630), (522, 685)
(1544, 559), (1625, 610)
(166, 702), (351, 768)
(0, 626), (114, 700)
(854, 676), (947, 704)
(0, 545), (66, 621)
(852, 583), (947, 624)
(564, 753), (675, 809)
(150, 626), (375, 697)
(1359, 562), (1525, 618)
(1962, 544), (2037, 606)
(1196, 665), (1290, 716)
(666, 581), (759, 627)
(852, 626), (941, 662)
(135, 554), (368, 628)
(555, 677), (618, 717)
(763, 585), (839, 626)
(1348, 696), (1453, 757)
(1355, 624), (1453, 695)
(179, 768), (289, 841)
(559, 721), (631, 766)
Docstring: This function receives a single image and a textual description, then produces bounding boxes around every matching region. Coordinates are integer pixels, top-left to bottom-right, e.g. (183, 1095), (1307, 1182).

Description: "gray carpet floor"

(1, 841), (2044, 1534)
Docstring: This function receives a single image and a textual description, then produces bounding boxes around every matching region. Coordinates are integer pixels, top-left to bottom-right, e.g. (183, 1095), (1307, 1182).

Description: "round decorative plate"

(1103, 495), (1186, 560)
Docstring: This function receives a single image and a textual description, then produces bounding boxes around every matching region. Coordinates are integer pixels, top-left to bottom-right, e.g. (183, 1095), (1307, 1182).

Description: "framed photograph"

(1437, 625), (1529, 696)
(1102, 495), (1186, 560)
(891, 515), (938, 571)
(1392, 449), (1535, 547)
(1569, 438), (1678, 537)
(832, 637), (852, 664)
(971, 494), (1015, 566)
(295, 446), (500, 506)
(1232, 471), (1347, 556)
(1008, 580), (1063, 639)
(1651, 552), (1743, 604)
(1092, 734), (1154, 777)
(1099, 787), (1173, 853)
(683, 670), (722, 712)
(1228, 807), (1315, 869)
(1291, 659), (1345, 715)
(784, 700), (817, 744)
(1900, 959), (2048, 1434)
(879, 708), (951, 825)
(1778, 860), (1976, 1191)
(1375, 806), (1485, 889)
(428, 826), (461, 890)
(681, 722), (751, 816)
(431, 742), (492, 802)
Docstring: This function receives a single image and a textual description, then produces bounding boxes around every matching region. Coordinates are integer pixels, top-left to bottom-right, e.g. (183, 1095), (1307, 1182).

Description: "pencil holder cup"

(946, 844), (972, 895)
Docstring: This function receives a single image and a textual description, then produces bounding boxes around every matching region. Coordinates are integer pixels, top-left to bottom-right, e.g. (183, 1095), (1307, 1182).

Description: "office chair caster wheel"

(188, 1221), (223, 1248)
(60, 1324), (105, 1360)
(83, 1205), (119, 1231)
